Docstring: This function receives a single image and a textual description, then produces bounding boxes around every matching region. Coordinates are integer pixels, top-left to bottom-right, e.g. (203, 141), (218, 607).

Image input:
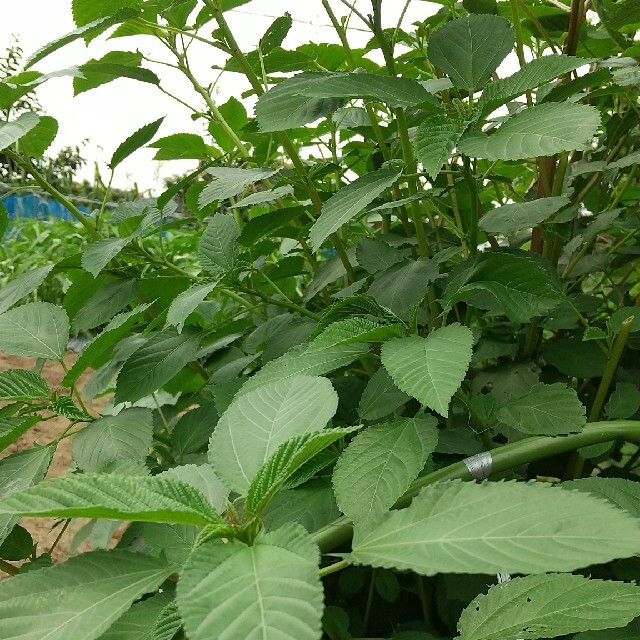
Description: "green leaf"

(317, 293), (404, 329)
(458, 574), (640, 640)
(0, 369), (49, 402)
(166, 281), (217, 333)
(0, 302), (69, 359)
(19, 115), (58, 156)
(255, 74), (346, 132)
(381, 325), (473, 416)
(72, 408), (153, 474)
(544, 337), (607, 379)
(109, 117), (164, 170)
(246, 427), (356, 514)
(178, 524), (323, 640)
(574, 630), (640, 640)
(115, 328), (202, 404)
(369, 258), (440, 318)
(171, 404), (219, 460)
(294, 72), (440, 108)
(74, 50), (159, 95)
(479, 196), (570, 235)
(351, 480), (640, 575)
(82, 236), (134, 277)
(358, 367), (411, 421)
(240, 343), (369, 394)
(231, 185), (294, 208)
(0, 524), (34, 561)
(198, 167), (278, 207)
(477, 55), (592, 116)
(356, 238), (404, 274)
(496, 382), (586, 435)
(0, 265), (53, 315)
(0, 112), (40, 150)
(561, 478), (640, 519)
(459, 103), (601, 161)
(264, 480), (340, 533)
(72, 0), (142, 26)
(304, 249), (358, 302)
(238, 206), (304, 245)
(605, 382), (640, 419)
(463, 0), (498, 13)
(441, 252), (563, 323)
(208, 96), (248, 152)
(209, 375), (338, 494)
(259, 12), (292, 53)
(308, 318), (405, 351)
(99, 592), (173, 640)
(0, 416), (40, 452)
(143, 522), (199, 567)
(427, 15), (514, 92)
(73, 279), (139, 332)
(197, 214), (241, 274)
(26, 10), (141, 68)
(0, 550), (171, 640)
(610, 307), (640, 334)
(48, 395), (93, 422)
(414, 115), (469, 179)
(0, 473), (221, 526)
(333, 416), (438, 529)
(476, 55), (591, 116)
(149, 133), (209, 161)
(0, 446), (53, 546)
(159, 464), (229, 514)
(608, 0), (640, 28)
(150, 600), (183, 640)
(309, 167), (401, 251)
(62, 303), (150, 387)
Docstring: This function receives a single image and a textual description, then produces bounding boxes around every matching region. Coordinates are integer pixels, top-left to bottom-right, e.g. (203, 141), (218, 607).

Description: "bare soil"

(1, 353), (109, 569)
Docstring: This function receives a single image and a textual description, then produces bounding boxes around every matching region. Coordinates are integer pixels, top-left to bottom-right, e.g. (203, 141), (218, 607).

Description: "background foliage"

(1, 0), (640, 638)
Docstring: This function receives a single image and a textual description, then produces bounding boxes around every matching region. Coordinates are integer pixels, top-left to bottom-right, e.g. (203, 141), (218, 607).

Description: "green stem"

(588, 315), (635, 422)
(207, 0), (355, 281)
(235, 286), (321, 321)
(318, 558), (350, 577)
(218, 288), (267, 320)
(463, 158), (479, 255)
(312, 420), (640, 552)
(59, 360), (92, 417)
(175, 50), (250, 158)
(4, 150), (100, 240)
(363, 568), (377, 634)
(48, 519), (71, 555)
(611, 164), (638, 209)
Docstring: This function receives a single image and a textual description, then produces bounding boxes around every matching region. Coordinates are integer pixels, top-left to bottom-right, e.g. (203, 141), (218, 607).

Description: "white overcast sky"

(1, 1), (440, 194)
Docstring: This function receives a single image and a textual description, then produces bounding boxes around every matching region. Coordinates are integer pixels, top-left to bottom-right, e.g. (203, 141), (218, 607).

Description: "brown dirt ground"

(1, 353), (110, 572)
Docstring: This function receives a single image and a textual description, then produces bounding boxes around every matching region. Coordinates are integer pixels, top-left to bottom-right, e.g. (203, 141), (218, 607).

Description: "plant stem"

(312, 420), (640, 552)
(588, 315), (634, 422)
(218, 288), (268, 320)
(206, 0), (355, 281)
(48, 519), (71, 554)
(318, 558), (350, 577)
(4, 149), (100, 240)
(59, 360), (92, 417)
(235, 286), (321, 321)
(565, 0), (585, 56)
(363, 568), (377, 634)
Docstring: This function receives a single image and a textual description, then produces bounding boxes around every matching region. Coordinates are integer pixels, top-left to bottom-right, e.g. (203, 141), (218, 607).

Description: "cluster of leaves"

(0, 0), (640, 639)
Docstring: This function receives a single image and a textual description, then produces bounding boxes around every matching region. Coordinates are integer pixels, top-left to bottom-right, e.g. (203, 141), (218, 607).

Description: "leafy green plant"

(1, 0), (640, 638)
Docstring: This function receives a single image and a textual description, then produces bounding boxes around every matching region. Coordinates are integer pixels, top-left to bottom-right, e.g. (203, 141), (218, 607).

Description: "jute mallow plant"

(1, 0), (640, 638)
